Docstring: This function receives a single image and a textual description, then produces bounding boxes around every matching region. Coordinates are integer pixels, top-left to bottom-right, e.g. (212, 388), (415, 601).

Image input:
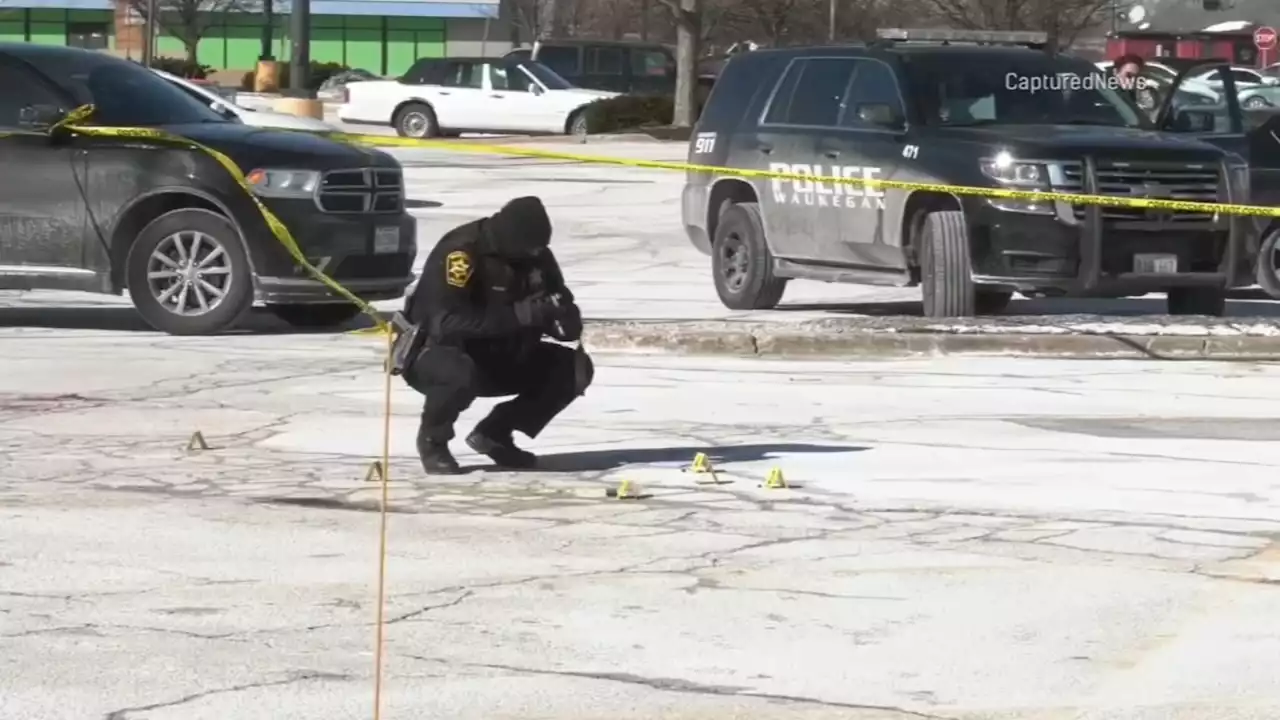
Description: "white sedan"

(153, 69), (337, 132)
(337, 57), (617, 138)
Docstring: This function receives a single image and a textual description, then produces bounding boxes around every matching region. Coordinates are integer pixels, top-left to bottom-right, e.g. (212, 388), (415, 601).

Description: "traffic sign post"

(1255, 26), (1277, 51)
(1257, 26), (1277, 69)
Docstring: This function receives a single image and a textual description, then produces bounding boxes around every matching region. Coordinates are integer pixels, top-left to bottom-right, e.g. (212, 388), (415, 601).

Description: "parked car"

(154, 69), (337, 132)
(317, 68), (378, 104)
(1190, 65), (1279, 90)
(504, 39), (683, 97)
(1239, 84), (1280, 109)
(0, 43), (415, 335)
(337, 56), (616, 138)
(686, 35), (1263, 318)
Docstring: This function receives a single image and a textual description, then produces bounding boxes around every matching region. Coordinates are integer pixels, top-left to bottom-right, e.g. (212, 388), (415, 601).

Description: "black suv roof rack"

(874, 28), (1050, 50)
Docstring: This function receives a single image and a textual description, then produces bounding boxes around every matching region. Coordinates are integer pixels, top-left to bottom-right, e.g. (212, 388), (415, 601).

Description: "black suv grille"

(317, 168), (403, 214)
(1058, 160), (1221, 222)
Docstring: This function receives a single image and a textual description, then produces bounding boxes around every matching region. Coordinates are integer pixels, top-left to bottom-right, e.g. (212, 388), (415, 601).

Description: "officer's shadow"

(506, 442), (868, 473)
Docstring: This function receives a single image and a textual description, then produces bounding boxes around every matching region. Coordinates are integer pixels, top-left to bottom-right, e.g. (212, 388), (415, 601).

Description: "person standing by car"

(1113, 54), (1157, 113)
(397, 196), (592, 475)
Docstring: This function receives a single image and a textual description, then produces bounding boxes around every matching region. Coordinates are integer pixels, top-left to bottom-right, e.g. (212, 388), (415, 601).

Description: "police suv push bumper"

(966, 154), (1253, 294)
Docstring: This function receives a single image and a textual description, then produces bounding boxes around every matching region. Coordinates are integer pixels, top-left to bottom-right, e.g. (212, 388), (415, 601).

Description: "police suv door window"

(769, 58), (859, 127)
(838, 60), (904, 130)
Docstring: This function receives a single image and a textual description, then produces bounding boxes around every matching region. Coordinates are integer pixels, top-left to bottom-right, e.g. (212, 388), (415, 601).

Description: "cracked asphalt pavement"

(4, 325), (1280, 719)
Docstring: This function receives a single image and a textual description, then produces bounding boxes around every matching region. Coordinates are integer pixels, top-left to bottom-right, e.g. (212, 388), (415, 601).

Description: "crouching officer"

(397, 196), (593, 474)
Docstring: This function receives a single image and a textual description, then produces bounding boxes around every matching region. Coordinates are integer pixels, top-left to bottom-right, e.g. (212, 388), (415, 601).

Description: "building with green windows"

(0, 0), (513, 76)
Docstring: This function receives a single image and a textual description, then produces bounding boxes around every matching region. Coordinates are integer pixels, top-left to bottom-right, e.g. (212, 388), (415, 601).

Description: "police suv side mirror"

(18, 104), (66, 131)
(857, 103), (902, 129)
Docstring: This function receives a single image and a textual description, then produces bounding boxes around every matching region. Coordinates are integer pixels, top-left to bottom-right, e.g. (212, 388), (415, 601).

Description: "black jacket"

(405, 216), (578, 359)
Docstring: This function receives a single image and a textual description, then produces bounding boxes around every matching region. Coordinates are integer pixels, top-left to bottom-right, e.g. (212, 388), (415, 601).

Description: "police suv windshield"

(901, 52), (1148, 129)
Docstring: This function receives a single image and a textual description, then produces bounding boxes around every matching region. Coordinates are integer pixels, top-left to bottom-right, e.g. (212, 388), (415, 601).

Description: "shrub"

(581, 94), (674, 134)
(150, 57), (212, 79)
(239, 61), (352, 92)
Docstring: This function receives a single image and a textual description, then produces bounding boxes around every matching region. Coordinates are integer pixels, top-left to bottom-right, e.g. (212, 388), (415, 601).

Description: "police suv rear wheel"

(126, 208), (253, 336)
(270, 303), (364, 329)
(712, 202), (787, 310)
(919, 210), (976, 317)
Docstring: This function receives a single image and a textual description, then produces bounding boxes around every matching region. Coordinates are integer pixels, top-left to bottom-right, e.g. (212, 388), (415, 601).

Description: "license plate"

(374, 226), (399, 254)
(1134, 253), (1178, 274)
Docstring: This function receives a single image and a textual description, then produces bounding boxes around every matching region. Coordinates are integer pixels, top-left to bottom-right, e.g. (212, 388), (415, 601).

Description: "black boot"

(417, 436), (462, 475)
(466, 423), (537, 469)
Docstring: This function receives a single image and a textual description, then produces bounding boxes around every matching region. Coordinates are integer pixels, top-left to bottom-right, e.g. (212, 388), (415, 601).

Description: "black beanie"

(485, 196), (552, 257)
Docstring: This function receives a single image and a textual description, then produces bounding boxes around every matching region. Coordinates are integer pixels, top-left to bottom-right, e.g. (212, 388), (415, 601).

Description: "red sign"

(1255, 26), (1278, 51)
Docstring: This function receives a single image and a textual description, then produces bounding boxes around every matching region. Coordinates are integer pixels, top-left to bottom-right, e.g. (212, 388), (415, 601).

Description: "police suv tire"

(394, 103), (438, 138)
(126, 208), (253, 336)
(1166, 287), (1226, 316)
(712, 202), (787, 310)
(919, 210), (975, 317)
(269, 303), (363, 329)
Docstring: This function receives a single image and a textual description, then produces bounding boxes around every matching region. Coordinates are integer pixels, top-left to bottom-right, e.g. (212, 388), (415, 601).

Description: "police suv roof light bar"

(875, 28), (1050, 49)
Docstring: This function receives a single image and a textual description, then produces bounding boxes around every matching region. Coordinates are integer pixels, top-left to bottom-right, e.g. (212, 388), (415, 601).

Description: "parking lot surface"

(3, 142), (1280, 719)
(4, 325), (1280, 719)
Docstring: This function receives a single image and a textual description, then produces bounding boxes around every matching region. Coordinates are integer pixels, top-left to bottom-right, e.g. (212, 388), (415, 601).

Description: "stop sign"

(1255, 26), (1278, 51)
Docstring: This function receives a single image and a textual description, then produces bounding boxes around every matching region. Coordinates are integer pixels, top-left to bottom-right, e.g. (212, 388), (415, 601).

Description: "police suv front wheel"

(126, 208), (254, 336)
(919, 210), (977, 318)
(712, 201), (787, 310)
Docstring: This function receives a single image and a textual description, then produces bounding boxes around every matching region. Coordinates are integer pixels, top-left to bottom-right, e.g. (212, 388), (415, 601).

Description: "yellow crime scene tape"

(328, 131), (1280, 219)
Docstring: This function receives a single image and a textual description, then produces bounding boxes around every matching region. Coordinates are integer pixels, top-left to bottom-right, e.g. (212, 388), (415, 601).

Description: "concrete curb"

(581, 321), (1280, 360)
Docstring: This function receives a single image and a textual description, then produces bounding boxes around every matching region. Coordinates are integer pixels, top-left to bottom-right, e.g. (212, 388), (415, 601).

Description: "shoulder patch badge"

(445, 250), (473, 288)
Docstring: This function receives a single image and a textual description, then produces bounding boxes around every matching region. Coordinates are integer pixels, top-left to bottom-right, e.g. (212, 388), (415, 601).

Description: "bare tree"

(919, 0), (1111, 46)
(130, 0), (260, 64)
(654, 0), (700, 126)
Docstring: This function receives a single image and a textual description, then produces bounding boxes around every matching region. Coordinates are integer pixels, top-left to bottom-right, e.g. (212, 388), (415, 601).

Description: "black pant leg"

(480, 342), (593, 439)
(405, 345), (481, 443)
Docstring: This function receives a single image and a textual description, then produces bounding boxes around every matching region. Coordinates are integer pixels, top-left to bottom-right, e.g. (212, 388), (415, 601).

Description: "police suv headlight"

(980, 153), (1053, 215)
(980, 155), (1046, 186)
(245, 168), (320, 198)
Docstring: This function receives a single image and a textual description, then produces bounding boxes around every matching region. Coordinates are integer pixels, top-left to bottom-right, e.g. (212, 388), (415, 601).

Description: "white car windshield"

(517, 60), (574, 90)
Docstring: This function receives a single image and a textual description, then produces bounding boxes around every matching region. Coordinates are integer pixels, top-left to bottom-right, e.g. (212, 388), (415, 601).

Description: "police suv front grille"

(316, 168), (403, 214)
(1057, 160), (1220, 222)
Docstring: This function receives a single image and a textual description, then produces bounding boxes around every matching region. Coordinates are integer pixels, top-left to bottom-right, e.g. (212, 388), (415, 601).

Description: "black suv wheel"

(270, 303), (364, 329)
(711, 201), (787, 310)
(1166, 287), (1226, 316)
(126, 208), (253, 335)
(919, 210), (976, 317)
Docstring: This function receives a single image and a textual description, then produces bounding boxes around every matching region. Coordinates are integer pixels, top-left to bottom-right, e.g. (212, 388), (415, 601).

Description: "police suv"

(681, 28), (1258, 317)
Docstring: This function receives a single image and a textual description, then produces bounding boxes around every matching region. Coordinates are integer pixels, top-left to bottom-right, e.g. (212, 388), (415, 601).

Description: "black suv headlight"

(245, 168), (321, 199)
(979, 152), (1054, 215)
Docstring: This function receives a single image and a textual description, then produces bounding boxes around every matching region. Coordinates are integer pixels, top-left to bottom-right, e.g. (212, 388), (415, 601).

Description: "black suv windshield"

(36, 52), (228, 126)
(902, 52), (1148, 129)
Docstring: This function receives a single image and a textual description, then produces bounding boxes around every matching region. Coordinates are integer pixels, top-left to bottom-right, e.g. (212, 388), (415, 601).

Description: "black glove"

(513, 295), (557, 327)
(548, 300), (583, 342)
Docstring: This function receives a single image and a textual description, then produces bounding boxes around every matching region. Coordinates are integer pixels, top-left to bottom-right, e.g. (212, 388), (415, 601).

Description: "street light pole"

(828, 0), (836, 42)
